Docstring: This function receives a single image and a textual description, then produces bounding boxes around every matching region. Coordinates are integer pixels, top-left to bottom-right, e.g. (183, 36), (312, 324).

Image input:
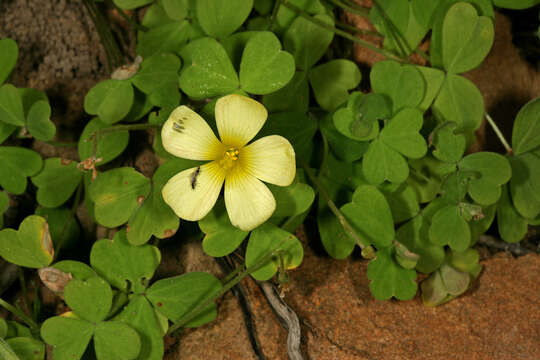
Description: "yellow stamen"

(219, 147), (240, 171)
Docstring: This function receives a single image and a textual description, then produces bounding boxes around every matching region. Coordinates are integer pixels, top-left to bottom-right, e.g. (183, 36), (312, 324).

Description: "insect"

(190, 166), (201, 189)
(172, 120), (185, 133)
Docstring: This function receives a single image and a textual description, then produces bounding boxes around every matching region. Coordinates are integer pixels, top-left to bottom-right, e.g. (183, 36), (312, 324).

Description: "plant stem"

(327, 0), (369, 16)
(108, 0), (149, 32)
(268, 0), (283, 30)
(299, 157), (375, 258)
(167, 246), (286, 334)
(94, 123), (160, 137)
(485, 113), (512, 154)
(281, 0), (405, 62)
(44, 141), (78, 147)
(0, 298), (39, 332)
(335, 20), (382, 37)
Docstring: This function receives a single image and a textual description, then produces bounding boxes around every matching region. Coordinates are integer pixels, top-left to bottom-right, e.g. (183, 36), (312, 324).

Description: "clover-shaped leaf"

(245, 223), (304, 281)
(35, 206), (80, 249)
(53, 260), (97, 281)
(363, 139), (409, 185)
(341, 185), (395, 248)
(309, 59), (361, 111)
(196, 0), (253, 38)
(162, 0), (189, 20)
(262, 71), (309, 113)
(78, 118), (129, 166)
(94, 321), (141, 360)
(239, 31), (295, 95)
(509, 149), (540, 219)
(0, 122), (16, 145)
(415, 66), (445, 112)
(64, 276), (112, 323)
(0, 38), (18, 85)
(449, 248), (480, 274)
(90, 230), (160, 294)
(396, 215), (445, 273)
(41, 316), (94, 360)
(370, 61), (425, 114)
(268, 173), (315, 218)
(0, 215), (53, 268)
(458, 152), (511, 205)
(113, 0), (152, 10)
(429, 205), (470, 251)
(200, 199), (249, 257)
(131, 53), (181, 95)
(0, 146), (42, 194)
(367, 247), (418, 300)
(136, 21), (190, 58)
(431, 122), (466, 163)
(146, 272), (222, 327)
(432, 74), (484, 136)
(179, 37), (239, 99)
(116, 295), (164, 360)
(89, 167), (151, 228)
(127, 159), (189, 245)
(512, 97), (540, 155)
(442, 2), (494, 74)
(333, 92), (390, 141)
(381, 182), (420, 223)
(380, 108), (427, 159)
(284, 13), (334, 71)
(0, 84), (25, 126)
(4, 337), (45, 360)
(25, 100), (55, 141)
(497, 184), (528, 243)
(320, 113), (369, 163)
(84, 79), (134, 125)
(31, 158), (82, 208)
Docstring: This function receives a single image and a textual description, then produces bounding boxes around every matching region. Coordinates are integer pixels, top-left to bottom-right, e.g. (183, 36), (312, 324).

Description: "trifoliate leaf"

(162, 0), (189, 21)
(0, 146), (42, 194)
(0, 38), (18, 85)
(0, 215), (53, 268)
(284, 13), (334, 71)
(309, 59), (361, 111)
(431, 122), (466, 163)
(415, 66), (445, 112)
(245, 223), (304, 281)
(64, 276), (112, 323)
(239, 31), (295, 95)
(90, 230), (160, 294)
(363, 139), (409, 185)
(78, 118), (129, 165)
(146, 272), (222, 327)
(268, 176), (315, 218)
(320, 113), (369, 163)
(131, 53), (181, 95)
(31, 158), (82, 208)
(381, 182), (420, 223)
(0, 84), (25, 126)
(221, 31), (258, 70)
(367, 247), (418, 300)
(179, 37), (239, 99)
(5, 337), (45, 360)
(511, 97), (540, 155)
(458, 152), (511, 205)
(429, 205), (470, 251)
(196, 0), (253, 38)
(26, 99), (55, 141)
(89, 167), (151, 228)
(84, 79), (134, 125)
(41, 317), (94, 360)
(449, 248), (480, 274)
(442, 2), (494, 74)
(370, 61), (425, 114)
(380, 108), (427, 159)
(340, 185), (395, 248)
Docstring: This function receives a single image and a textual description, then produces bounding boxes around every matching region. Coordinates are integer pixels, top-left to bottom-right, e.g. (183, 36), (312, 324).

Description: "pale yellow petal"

(161, 106), (224, 160)
(224, 169), (276, 231)
(215, 94), (267, 147)
(240, 135), (296, 186)
(162, 162), (225, 221)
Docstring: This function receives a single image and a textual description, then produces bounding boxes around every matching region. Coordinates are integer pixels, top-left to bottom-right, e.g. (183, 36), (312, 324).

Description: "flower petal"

(162, 162), (225, 221)
(240, 135), (296, 186)
(225, 169), (276, 231)
(215, 94), (267, 147)
(161, 106), (224, 160)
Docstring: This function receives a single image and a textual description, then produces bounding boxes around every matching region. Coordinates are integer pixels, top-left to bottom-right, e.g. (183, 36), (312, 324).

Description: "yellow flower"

(161, 94), (296, 231)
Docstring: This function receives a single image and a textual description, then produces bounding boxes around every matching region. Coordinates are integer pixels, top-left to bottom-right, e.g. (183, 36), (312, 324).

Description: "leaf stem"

(0, 298), (39, 332)
(167, 245), (286, 334)
(299, 157), (375, 258)
(281, 0), (406, 62)
(107, 0), (149, 32)
(327, 0), (369, 16)
(335, 20), (382, 37)
(484, 113), (512, 154)
(267, 0), (283, 30)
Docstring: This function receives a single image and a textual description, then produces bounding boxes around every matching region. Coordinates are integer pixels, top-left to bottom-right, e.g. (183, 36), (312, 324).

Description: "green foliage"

(196, 0), (254, 38)
(0, 38), (18, 84)
(0, 147), (42, 194)
(78, 118), (129, 165)
(84, 79), (134, 125)
(31, 158), (82, 208)
(0, 84), (25, 126)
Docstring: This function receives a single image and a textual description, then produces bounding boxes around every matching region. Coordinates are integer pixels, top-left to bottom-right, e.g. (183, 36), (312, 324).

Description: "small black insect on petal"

(190, 166), (201, 190)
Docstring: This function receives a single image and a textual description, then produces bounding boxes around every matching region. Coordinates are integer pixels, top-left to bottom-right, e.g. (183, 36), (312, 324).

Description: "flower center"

(219, 147), (240, 171)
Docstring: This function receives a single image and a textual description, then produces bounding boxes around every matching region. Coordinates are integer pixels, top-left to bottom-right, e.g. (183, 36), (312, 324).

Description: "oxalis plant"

(0, 0), (539, 358)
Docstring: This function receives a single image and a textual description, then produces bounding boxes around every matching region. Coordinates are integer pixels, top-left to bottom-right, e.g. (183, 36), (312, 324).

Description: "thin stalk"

(327, 0), (369, 17)
(167, 246), (286, 334)
(281, 0), (405, 62)
(299, 157), (375, 258)
(108, 0), (149, 32)
(44, 141), (78, 147)
(267, 0), (283, 30)
(91, 123), (160, 158)
(0, 298), (39, 331)
(335, 20), (382, 37)
(485, 113), (512, 154)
